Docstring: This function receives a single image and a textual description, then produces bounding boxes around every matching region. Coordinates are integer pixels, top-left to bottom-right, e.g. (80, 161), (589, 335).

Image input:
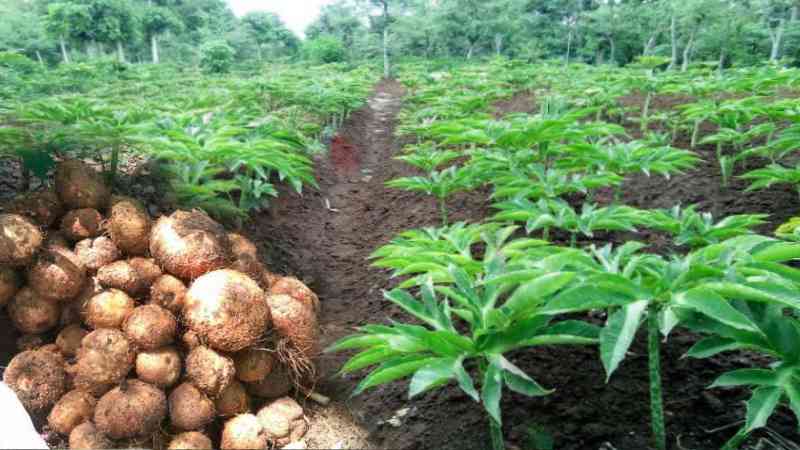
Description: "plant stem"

(648, 307), (667, 450)
(439, 197), (448, 226)
(722, 429), (748, 450)
(570, 233), (577, 248)
(489, 416), (505, 450)
(641, 92), (653, 134)
(108, 145), (121, 186)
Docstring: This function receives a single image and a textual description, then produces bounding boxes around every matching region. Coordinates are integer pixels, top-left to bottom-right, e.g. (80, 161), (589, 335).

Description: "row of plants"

(0, 57), (378, 221)
(333, 59), (800, 450)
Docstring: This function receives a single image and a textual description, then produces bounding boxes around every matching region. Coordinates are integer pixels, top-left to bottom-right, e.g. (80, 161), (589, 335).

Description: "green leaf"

(541, 283), (639, 315)
(743, 386), (783, 433)
(753, 242), (800, 263)
(327, 334), (386, 352)
(675, 288), (759, 333)
(685, 336), (741, 359)
(503, 272), (576, 319)
(17, 148), (55, 179)
(710, 369), (779, 388)
(353, 356), (438, 396)
(497, 356), (553, 398)
(409, 358), (456, 398)
(784, 379), (800, 423)
(340, 347), (398, 374)
(482, 360), (503, 425)
(384, 289), (440, 329)
(600, 300), (648, 381)
(454, 358), (480, 402)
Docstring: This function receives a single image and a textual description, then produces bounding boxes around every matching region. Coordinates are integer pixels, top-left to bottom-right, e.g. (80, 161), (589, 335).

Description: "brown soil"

(251, 85), (800, 450)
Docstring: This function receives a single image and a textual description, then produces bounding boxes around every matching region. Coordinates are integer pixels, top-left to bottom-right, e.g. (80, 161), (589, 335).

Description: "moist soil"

(251, 83), (800, 450)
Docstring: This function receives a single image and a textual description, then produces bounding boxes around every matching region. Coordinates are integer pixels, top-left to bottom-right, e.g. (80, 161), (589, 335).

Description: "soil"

(250, 84), (800, 450)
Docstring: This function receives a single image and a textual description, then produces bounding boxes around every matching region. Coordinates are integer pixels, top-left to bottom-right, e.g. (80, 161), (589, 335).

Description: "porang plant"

(330, 256), (599, 450)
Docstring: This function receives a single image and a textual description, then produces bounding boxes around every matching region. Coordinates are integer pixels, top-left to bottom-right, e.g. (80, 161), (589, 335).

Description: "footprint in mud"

(329, 134), (361, 176)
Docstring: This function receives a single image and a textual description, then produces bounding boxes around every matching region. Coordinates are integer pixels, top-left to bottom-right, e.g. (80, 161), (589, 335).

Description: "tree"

(141, 1), (182, 63)
(306, 1), (366, 59)
(367, 0), (408, 78)
(241, 12), (298, 62)
(46, 2), (90, 63)
(0, 0), (53, 65)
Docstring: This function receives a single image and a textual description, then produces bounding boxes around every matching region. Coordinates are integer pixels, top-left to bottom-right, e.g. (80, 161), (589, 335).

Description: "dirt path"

(249, 80), (496, 449)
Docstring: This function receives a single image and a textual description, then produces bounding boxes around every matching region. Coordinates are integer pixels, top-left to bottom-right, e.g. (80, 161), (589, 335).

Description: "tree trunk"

(681, 33), (695, 72)
(466, 43), (474, 59)
(769, 20), (785, 61)
(609, 35), (616, 65)
(151, 34), (160, 64)
(382, 1), (390, 79)
(718, 48), (726, 72)
(256, 44), (263, 62)
(565, 29), (573, 65)
(117, 41), (126, 63)
(668, 14), (678, 70)
(59, 35), (70, 63)
(494, 33), (503, 56)
(35, 50), (44, 66)
(89, 39), (98, 58)
(643, 33), (657, 56)
(382, 27), (390, 78)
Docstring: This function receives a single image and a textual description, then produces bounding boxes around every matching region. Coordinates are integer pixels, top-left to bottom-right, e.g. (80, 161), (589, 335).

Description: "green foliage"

(200, 40), (235, 73)
(303, 35), (347, 64)
(331, 261), (598, 447)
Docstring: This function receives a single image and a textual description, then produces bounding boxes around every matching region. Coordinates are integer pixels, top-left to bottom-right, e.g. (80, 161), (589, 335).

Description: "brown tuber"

(246, 363), (292, 399)
(96, 259), (158, 297)
(234, 348), (274, 383)
(215, 380), (250, 417)
(257, 396), (308, 447)
(269, 276), (320, 313)
(221, 414), (267, 450)
(267, 293), (320, 360)
(0, 267), (19, 307)
(168, 382), (216, 431)
(136, 346), (182, 388)
(94, 379), (167, 439)
(28, 246), (86, 303)
(184, 269), (270, 352)
(0, 213), (43, 267)
(74, 329), (134, 394)
(108, 195), (152, 256)
(56, 324), (88, 358)
(83, 289), (135, 329)
(6, 189), (63, 228)
(149, 274), (186, 315)
(149, 210), (231, 279)
(8, 287), (60, 334)
(167, 431), (214, 450)
(123, 304), (177, 350)
(74, 236), (120, 272)
(185, 345), (235, 398)
(54, 160), (110, 210)
(3, 349), (66, 413)
(60, 208), (103, 242)
(69, 422), (113, 449)
(48, 389), (97, 435)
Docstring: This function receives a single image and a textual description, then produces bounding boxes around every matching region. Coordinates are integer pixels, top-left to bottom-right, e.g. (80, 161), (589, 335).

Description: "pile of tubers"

(0, 160), (321, 449)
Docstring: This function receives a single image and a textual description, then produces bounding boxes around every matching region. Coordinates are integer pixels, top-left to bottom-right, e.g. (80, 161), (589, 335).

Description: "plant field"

(5, 53), (800, 450)
(259, 59), (800, 450)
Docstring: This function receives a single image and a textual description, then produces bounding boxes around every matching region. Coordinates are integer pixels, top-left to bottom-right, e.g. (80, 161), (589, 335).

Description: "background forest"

(4, 0), (800, 72)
